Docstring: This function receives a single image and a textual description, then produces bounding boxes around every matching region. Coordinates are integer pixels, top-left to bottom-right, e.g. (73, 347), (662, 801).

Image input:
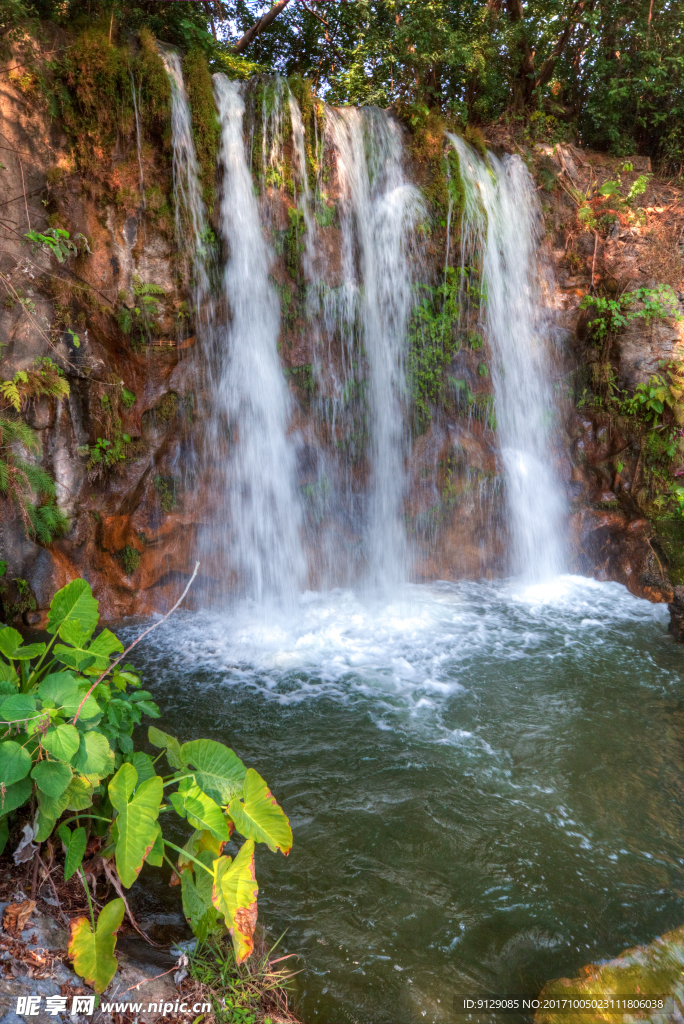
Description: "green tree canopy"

(7, 0), (684, 168)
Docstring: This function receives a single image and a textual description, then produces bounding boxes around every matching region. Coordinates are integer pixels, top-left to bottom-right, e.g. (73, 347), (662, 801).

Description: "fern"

(0, 417), (68, 543)
(27, 500), (69, 543)
(0, 359), (70, 412)
(0, 380), (21, 411)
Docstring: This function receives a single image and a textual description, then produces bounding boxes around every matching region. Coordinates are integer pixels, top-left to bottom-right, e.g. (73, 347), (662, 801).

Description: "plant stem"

(163, 840), (215, 877)
(78, 867), (96, 932)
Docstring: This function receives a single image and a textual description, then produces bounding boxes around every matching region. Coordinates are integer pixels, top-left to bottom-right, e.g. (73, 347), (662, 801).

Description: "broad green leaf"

(47, 579), (99, 640)
(58, 824), (87, 880)
(148, 726), (183, 770)
(0, 693), (39, 722)
(10, 643), (47, 661)
(31, 760), (72, 799)
(146, 827), (163, 867)
(68, 897), (125, 993)
(211, 840), (258, 963)
(71, 731), (114, 776)
(0, 740), (31, 785)
(170, 780), (230, 841)
(36, 779), (71, 840)
(43, 723), (80, 762)
(181, 852), (221, 942)
(0, 662), (18, 686)
(0, 627), (24, 658)
(126, 751), (156, 784)
(36, 809), (58, 843)
(228, 769), (292, 854)
(135, 700), (160, 718)
(88, 628), (124, 660)
(38, 673), (100, 720)
(0, 776), (32, 816)
(0, 816), (7, 856)
(57, 620), (89, 649)
(108, 763), (163, 887)
(64, 775), (94, 811)
(181, 739), (246, 805)
(53, 645), (96, 673)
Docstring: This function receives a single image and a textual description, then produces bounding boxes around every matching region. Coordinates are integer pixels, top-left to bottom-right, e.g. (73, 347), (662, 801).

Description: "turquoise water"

(129, 576), (684, 1023)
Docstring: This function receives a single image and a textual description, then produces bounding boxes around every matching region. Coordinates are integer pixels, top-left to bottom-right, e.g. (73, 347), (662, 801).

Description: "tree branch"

(534, 0), (588, 91)
(232, 0), (293, 54)
(300, 0), (329, 28)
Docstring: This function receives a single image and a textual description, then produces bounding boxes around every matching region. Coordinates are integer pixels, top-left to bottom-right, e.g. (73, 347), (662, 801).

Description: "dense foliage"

(6, 0), (681, 169)
(0, 579), (292, 993)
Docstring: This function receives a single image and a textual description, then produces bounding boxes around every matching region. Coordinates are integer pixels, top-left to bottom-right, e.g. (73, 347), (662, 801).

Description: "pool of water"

(126, 575), (684, 1023)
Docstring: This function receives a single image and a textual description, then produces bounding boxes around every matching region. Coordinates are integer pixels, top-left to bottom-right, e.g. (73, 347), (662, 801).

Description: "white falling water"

(130, 71), (145, 211)
(212, 74), (305, 604)
(287, 88), (317, 281)
(447, 135), (565, 580)
(160, 48), (210, 303)
(326, 108), (424, 588)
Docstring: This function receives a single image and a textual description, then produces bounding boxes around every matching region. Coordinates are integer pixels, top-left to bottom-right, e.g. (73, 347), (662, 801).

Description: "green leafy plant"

(116, 278), (166, 347)
(117, 545), (141, 575)
(0, 417), (69, 543)
(580, 285), (680, 344)
(0, 577), (292, 993)
(407, 266), (462, 431)
(0, 358), (70, 412)
(24, 228), (90, 264)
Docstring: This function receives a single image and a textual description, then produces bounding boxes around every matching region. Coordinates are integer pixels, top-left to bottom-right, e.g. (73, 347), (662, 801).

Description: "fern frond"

(0, 417), (41, 453)
(14, 457), (56, 498)
(0, 381), (21, 411)
(27, 500), (69, 543)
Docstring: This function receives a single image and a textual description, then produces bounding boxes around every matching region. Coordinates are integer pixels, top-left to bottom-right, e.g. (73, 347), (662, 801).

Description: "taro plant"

(0, 577), (292, 993)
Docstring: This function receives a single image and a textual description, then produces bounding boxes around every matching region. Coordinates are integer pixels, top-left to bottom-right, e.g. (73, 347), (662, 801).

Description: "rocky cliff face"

(1, 27), (682, 623)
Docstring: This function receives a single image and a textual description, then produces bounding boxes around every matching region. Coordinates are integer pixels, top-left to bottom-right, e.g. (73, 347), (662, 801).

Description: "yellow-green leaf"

(71, 731), (114, 776)
(228, 768), (292, 855)
(108, 763), (163, 887)
(68, 898), (125, 993)
(64, 775), (94, 811)
(171, 780), (230, 841)
(211, 840), (258, 963)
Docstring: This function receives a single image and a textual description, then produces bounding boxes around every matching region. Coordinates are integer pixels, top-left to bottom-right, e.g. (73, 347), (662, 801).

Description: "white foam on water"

(139, 576), (669, 712)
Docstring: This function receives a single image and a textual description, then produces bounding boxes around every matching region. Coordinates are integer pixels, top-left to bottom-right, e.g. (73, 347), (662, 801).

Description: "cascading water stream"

(325, 108), (424, 588)
(160, 49), (210, 303)
(210, 75), (305, 605)
(448, 135), (566, 580)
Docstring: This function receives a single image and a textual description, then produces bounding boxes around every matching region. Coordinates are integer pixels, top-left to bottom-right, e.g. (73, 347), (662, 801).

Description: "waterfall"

(325, 108), (424, 588)
(160, 48), (210, 303)
(130, 72), (145, 211)
(447, 135), (565, 580)
(211, 74), (305, 605)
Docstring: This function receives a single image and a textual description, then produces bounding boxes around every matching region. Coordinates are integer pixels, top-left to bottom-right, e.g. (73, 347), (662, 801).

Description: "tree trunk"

(232, 0), (293, 54)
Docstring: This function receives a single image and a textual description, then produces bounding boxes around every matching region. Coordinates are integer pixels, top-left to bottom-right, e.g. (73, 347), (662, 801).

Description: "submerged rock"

(535, 924), (684, 1023)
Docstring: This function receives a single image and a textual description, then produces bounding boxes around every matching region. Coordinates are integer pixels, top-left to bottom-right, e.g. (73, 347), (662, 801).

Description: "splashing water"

(210, 75), (305, 606)
(326, 108), (424, 588)
(448, 135), (566, 580)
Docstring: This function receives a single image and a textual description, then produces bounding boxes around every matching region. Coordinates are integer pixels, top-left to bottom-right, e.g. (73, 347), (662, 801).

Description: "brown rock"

(668, 585), (684, 641)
